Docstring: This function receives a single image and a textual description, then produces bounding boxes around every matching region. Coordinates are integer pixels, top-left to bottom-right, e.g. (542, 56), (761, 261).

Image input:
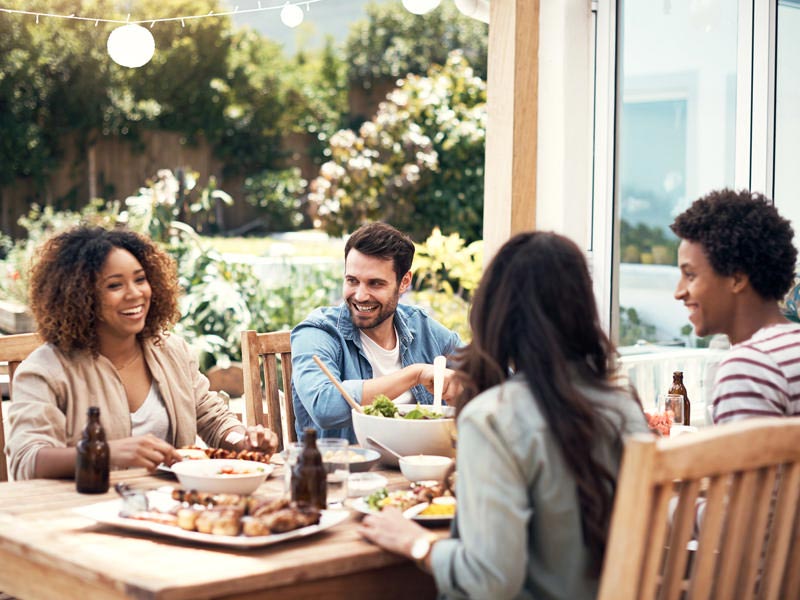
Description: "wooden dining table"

(0, 462), (445, 600)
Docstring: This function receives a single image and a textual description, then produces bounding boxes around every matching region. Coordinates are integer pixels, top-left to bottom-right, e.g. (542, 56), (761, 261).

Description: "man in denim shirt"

(291, 223), (463, 441)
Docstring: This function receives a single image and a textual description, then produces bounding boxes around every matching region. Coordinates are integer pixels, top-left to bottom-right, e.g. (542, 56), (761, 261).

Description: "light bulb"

(280, 2), (304, 28)
(402, 0), (441, 15)
(107, 24), (155, 68)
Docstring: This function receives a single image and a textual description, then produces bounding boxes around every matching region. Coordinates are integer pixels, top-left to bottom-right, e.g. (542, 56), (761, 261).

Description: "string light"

(280, 2), (303, 28)
(0, 1), (323, 68)
(401, 0), (441, 15)
(107, 23), (155, 68)
(0, 1), (322, 27)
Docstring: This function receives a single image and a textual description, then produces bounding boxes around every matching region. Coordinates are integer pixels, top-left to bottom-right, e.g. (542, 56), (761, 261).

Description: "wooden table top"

(0, 461), (444, 600)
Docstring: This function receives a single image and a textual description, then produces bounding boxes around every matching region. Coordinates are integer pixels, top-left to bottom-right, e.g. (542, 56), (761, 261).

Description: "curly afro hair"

(28, 226), (181, 355)
(670, 189), (797, 300)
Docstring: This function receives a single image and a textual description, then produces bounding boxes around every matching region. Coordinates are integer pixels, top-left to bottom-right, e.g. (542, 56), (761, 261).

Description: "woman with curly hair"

(6, 226), (277, 480)
(359, 231), (649, 599)
(671, 188), (800, 424)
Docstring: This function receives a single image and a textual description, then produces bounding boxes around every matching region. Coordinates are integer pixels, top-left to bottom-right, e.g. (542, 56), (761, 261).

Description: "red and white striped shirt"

(712, 323), (800, 424)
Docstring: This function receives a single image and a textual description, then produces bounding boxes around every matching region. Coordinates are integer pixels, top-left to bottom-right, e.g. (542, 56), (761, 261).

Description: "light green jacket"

(431, 374), (650, 600)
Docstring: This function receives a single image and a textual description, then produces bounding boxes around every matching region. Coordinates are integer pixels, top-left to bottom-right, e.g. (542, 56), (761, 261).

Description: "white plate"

(349, 496), (454, 523)
(73, 492), (349, 548)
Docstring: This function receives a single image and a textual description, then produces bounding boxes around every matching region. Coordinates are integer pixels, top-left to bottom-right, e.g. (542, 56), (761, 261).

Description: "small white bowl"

(348, 472), (388, 497)
(170, 459), (273, 495)
(399, 454), (453, 483)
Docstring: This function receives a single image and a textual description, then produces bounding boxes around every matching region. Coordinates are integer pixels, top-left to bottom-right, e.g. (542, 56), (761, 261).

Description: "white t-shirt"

(359, 329), (414, 404)
(130, 381), (171, 441)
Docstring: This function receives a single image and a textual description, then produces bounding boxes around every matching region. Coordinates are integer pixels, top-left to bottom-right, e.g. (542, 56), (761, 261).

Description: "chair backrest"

(598, 417), (800, 600)
(0, 333), (42, 482)
(241, 329), (295, 452)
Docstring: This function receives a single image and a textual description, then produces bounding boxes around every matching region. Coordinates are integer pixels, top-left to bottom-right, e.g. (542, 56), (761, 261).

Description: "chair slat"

(661, 479), (701, 600)
(715, 470), (759, 599)
(688, 474), (730, 600)
(0, 332), (42, 482)
(759, 462), (800, 600)
(736, 466), (778, 600)
(241, 330), (296, 452)
(639, 484), (673, 600)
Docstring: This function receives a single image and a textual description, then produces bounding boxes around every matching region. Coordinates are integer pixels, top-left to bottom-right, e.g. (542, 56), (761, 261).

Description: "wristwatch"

(410, 533), (437, 568)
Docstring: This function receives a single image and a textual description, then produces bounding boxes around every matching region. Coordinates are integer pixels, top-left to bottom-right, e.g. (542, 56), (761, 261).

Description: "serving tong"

(114, 482), (149, 515)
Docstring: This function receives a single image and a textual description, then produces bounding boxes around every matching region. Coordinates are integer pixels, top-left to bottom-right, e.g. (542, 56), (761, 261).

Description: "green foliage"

(242, 168), (308, 232)
(0, 0), (115, 187)
(618, 306), (658, 347)
(0, 0), (349, 198)
(620, 219), (678, 265)
(310, 51), (486, 242)
(680, 324), (712, 349)
(407, 228), (483, 341)
(0, 200), (122, 304)
(345, 0), (488, 91)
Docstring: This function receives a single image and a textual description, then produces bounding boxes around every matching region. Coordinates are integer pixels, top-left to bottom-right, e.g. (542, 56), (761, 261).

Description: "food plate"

(349, 497), (455, 525)
(73, 492), (349, 548)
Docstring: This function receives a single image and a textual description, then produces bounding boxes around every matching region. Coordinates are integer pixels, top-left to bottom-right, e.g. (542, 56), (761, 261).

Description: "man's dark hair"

(670, 189), (797, 300)
(344, 222), (415, 282)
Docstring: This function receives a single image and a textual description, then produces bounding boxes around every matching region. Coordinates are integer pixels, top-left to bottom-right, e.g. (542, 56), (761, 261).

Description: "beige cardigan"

(6, 334), (242, 480)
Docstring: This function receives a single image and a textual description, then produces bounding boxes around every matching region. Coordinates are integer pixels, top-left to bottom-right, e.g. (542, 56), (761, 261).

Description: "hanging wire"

(0, 1), (322, 26)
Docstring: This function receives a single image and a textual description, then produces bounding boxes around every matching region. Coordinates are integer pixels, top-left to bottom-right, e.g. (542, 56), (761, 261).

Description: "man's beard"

(347, 296), (398, 331)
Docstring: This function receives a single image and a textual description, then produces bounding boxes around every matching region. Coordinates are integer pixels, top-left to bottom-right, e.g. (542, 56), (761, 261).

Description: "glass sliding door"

(616, 0), (738, 348)
(774, 0), (800, 230)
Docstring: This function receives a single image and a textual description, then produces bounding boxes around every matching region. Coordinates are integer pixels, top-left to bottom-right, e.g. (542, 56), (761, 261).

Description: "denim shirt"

(290, 303), (462, 442)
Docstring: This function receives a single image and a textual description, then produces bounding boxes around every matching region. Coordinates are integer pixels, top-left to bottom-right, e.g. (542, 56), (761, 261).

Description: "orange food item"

(645, 410), (674, 437)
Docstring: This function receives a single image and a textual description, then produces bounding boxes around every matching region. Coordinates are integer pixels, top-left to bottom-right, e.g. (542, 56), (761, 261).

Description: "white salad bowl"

(352, 404), (456, 467)
(170, 459), (273, 495)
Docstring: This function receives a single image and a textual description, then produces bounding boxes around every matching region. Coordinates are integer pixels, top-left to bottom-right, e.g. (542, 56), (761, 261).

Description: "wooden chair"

(241, 330), (296, 452)
(0, 333), (42, 482)
(598, 417), (800, 600)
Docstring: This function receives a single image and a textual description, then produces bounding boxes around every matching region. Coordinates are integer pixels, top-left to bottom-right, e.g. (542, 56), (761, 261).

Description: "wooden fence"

(0, 130), (316, 238)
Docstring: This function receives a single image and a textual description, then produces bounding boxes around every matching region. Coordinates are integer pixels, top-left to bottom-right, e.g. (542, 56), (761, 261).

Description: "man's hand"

(417, 365), (463, 401)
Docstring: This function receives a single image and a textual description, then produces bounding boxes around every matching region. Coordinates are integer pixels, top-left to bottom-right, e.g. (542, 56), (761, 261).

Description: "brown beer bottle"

(75, 406), (110, 494)
(668, 371), (691, 426)
(291, 428), (326, 510)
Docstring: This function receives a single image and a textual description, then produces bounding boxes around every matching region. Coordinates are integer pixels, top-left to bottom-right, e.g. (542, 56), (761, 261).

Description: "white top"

(359, 329), (414, 404)
(130, 382), (171, 441)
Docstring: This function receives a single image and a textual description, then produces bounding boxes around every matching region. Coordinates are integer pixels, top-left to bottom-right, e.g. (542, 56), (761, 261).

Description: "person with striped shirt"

(671, 189), (800, 424)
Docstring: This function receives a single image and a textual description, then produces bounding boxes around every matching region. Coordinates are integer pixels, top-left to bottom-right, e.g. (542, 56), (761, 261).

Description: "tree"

(309, 51), (486, 242)
(345, 1), (487, 91)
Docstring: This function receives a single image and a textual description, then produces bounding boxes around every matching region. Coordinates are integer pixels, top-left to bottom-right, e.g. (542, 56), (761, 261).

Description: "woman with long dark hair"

(359, 231), (649, 599)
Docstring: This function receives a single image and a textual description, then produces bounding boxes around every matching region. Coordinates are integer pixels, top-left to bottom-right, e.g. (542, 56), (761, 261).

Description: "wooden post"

(483, 0), (540, 262)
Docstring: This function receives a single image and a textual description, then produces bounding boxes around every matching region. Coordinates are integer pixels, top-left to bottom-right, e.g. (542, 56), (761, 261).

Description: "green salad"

(362, 395), (444, 420)
(363, 395), (398, 417)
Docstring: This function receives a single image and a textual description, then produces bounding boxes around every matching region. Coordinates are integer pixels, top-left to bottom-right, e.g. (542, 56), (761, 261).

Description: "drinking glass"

(665, 394), (685, 425)
(317, 438), (349, 507)
(281, 442), (303, 496)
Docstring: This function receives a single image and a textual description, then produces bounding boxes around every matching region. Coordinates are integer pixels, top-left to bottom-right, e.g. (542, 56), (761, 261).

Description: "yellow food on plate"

(419, 502), (456, 517)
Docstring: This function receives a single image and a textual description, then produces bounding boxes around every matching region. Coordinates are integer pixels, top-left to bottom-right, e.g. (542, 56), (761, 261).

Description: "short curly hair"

(28, 226), (181, 354)
(670, 189), (797, 300)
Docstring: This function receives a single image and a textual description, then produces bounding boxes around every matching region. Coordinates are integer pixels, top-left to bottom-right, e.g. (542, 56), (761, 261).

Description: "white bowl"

(399, 454), (453, 482)
(170, 459), (273, 495)
(352, 404), (456, 467)
(347, 472), (389, 497)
